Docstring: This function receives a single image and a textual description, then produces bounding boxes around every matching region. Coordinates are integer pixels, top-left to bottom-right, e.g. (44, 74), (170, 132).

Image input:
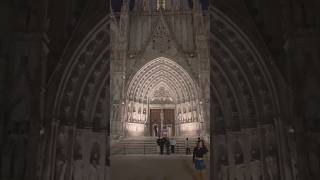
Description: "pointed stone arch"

(210, 5), (292, 180)
(209, 7), (289, 130)
(46, 15), (111, 128)
(124, 57), (203, 137)
(126, 57), (199, 103)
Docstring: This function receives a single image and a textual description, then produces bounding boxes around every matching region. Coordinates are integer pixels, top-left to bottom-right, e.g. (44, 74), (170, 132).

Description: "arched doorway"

(124, 57), (202, 138)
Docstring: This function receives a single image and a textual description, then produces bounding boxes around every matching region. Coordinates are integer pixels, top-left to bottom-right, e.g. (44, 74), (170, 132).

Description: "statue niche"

(265, 145), (279, 180)
(72, 131), (85, 180)
(249, 147), (262, 180)
(88, 142), (102, 180)
(233, 141), (245, 180)
(55, 127), (68, 180)
(216, 145), (229, 180)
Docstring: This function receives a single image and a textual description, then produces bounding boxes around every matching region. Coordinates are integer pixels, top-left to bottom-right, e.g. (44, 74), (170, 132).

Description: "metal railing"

(111, 142), (202, 155)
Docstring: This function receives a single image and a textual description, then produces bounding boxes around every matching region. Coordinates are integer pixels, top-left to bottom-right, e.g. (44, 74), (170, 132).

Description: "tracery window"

(157, 0), (165, 10)
(142, 0), (148, 11)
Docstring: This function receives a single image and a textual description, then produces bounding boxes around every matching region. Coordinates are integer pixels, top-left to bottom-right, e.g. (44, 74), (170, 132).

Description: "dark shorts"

(194, 160), (206, 170)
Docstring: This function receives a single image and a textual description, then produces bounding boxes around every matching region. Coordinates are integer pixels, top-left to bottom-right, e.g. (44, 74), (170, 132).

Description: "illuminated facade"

(110, 0), (210, 139)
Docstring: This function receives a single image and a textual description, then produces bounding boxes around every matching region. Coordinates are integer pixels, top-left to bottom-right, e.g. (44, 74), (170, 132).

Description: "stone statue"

(112, 77), (121, 102)
(235, 162), (246, 180)
(142, 0), (149, 11)
(88, 158), (101, 180)
(249, 148), (262, 180)
(55, 147), (67, 180)
(87, 142), (101, 180)
(220, 164), (229, 180)
(72, 133), (85, 180)
(55, 127), (67, 180)
(249, 159), (262, 180)
(265, 146), (279, 180)
(178, 113), (181, 121)
(112, 107), (119, 122)
(234, 148), (245, 180)
(266, 154), (278, 180)
(217, 155), (229, 180)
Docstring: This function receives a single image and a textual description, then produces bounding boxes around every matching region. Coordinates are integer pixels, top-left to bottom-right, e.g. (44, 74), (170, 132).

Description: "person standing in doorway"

(154, 124), (158, 137)
(193, 140), (208, 180)
(186, 138), (191, 155)
(170, 138), (176, 154)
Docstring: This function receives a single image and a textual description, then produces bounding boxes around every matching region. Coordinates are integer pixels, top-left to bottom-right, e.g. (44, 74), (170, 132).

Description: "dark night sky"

(111, 0), (209, 12)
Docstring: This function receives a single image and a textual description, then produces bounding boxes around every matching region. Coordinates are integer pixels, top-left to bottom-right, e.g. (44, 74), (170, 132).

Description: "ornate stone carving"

(151, 19), (171, 53)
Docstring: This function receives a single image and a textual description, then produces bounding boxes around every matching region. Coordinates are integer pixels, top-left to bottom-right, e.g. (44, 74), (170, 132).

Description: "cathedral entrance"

(123, 57), (205, 138)
(150, 109), (175, 137)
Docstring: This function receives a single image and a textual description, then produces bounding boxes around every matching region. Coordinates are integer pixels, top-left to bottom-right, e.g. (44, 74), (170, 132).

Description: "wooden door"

(150, 109), (161, 136)
(163, 109), (175, 136)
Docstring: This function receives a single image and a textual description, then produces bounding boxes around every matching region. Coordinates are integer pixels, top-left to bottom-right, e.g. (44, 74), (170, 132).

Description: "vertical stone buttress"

(193, 0), (210, 139)
(111, 0), (129, 139)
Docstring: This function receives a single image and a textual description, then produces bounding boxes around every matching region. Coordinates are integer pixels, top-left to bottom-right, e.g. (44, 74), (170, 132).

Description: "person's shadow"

(182, 159), (204, 180)
(141, 159), (204, 180)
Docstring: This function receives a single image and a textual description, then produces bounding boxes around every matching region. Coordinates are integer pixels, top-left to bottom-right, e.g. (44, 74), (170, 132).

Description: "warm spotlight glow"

(126, 123), (145, 136)
(180, 122), (199, 135)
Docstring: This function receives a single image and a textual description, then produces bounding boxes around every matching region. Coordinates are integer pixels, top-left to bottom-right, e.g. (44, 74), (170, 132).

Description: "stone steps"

(111, 137), (206, 155)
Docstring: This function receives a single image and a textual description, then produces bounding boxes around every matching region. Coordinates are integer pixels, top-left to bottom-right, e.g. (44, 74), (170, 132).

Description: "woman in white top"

(185, 138), (191, 155)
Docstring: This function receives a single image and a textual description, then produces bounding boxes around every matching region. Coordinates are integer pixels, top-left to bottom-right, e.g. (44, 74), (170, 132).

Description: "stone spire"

(133, 0), (151, 11)
(121, 0), (130, 14)
(119, 0), (129, 40)
(133, 0), (192, 12)
(193, 0), (202, 11)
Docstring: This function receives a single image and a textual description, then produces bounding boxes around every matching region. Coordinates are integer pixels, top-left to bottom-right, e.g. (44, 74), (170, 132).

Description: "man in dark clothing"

(154, 125), (158, 137)
(159, 137), (166, 155)
(156, 137), (161, 145)
(156, 137), (161, 154)
(165, 137), (171, 155)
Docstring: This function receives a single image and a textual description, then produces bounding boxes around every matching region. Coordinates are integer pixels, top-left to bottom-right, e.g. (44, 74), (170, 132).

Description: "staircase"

(174, 137), (199, 154)
(111, 136), (203, 155)
(111, 137), (158, 155)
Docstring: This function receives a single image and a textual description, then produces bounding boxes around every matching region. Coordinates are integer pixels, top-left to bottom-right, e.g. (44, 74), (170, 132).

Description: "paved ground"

(110, 154), (210, 180)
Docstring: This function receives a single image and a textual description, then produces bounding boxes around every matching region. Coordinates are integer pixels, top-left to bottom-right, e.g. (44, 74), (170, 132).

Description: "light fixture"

(288, 126), (295, 133)
(40, 127), (45, 135)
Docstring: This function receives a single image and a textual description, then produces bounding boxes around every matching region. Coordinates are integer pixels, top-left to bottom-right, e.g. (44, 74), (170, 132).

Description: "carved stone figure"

(55, 127), (67, 180)
(72, 133), (85, 180)
(88, 161), (101, 180)
(249, 148), (262, 180)
(55, 147), (67, 180)
(249, 159), (262, 180)
(233, 141), (245, 180)
(88, 142), (101, 180)
(220, 164), (229, 180)
(112, 76), (122, 102)
(265, 146), (279, 180)
(235, 163), (246, 180)
(218, 155), (229, 180)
